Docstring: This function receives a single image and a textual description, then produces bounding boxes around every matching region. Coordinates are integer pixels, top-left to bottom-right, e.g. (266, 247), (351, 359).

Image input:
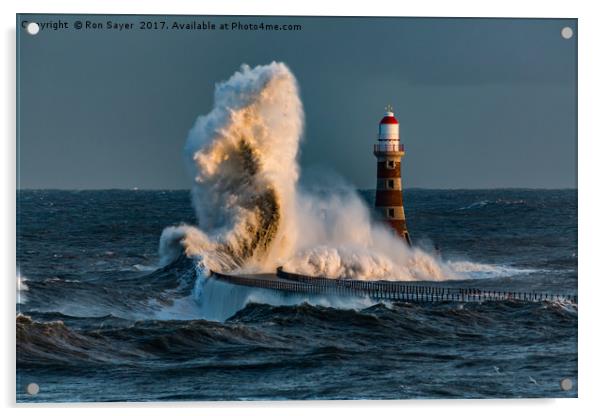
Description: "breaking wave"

(159, 62), (491, 281)
(17, 271), (28, 304)
(160, 62), (301, 274)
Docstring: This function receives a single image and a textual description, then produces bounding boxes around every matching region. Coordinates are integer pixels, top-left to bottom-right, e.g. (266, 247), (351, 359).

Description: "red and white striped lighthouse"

(373, 105), (411, 245)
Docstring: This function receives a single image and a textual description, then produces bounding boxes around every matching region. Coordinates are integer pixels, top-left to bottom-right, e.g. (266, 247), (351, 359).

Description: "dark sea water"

(16, 189), (577, 402)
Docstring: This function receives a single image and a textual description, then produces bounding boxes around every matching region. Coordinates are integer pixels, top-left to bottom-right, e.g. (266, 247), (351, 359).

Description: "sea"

(16, 189), (577, 402)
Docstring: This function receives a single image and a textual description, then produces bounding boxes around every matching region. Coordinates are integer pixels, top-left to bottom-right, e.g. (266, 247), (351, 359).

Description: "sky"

(17, 15), (577, 189)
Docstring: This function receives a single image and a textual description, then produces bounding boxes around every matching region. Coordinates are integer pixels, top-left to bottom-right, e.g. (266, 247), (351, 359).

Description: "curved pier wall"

(195, 274), (378, 322)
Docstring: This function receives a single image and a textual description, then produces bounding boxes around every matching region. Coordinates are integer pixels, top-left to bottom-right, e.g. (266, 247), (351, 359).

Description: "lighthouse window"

(387, 179), (394, 189)
(387, 160), (395, 169)
(388, 208), (395, 218)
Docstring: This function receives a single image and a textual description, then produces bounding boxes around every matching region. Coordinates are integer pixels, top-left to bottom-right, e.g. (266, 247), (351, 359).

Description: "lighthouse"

(373, 105), (411, 245)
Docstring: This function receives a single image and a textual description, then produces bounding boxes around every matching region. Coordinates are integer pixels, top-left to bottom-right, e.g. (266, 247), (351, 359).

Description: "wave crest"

(160, 62), (302, 272)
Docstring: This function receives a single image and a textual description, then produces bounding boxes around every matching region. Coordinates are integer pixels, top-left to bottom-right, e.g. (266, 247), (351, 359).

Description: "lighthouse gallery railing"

(374, 143), (405, 152)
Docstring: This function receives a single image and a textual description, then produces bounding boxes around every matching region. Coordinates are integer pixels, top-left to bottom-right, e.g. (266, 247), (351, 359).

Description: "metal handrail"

(209, 269), (578, 304)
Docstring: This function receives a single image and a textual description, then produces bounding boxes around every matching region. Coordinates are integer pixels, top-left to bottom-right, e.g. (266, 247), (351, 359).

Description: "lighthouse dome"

(380, 111), (399, 125)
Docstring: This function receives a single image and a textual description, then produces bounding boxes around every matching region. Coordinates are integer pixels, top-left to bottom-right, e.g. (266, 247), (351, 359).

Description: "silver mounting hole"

(26, 382), (39, 395)
(561, 27), (573, 40)
(26, 22), (40, 36)
(560, 378), (573, 391)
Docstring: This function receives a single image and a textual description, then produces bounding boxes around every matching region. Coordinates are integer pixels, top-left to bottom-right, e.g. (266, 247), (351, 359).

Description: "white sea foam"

(446, 261), (537, 279)
(17, 271), (28, 304)
(132, 264), (158, 272)
(190, 266), (379, 322)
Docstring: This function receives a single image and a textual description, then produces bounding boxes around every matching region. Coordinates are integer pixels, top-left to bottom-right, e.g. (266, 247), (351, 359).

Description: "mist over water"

(160, 62), (479, 281)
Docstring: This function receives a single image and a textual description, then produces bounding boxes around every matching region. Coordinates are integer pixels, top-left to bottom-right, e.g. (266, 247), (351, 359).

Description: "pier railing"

(209, 269), (577, 304)
(209, 271), (323, 295)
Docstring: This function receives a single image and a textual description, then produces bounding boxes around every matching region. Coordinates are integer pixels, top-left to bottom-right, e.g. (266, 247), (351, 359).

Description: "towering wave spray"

(160, 62), (302, 273)
(161, 62), (455, 281)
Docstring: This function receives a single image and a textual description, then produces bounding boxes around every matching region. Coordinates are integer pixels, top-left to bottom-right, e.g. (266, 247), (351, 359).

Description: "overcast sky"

(17, 15), (577, 189)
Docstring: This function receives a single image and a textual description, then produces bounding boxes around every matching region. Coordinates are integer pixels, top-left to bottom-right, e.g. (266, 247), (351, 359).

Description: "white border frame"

(3, 1), (600, 414)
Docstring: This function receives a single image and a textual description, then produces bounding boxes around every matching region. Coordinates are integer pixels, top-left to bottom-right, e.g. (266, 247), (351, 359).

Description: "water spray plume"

(160, 62), (456, 281)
